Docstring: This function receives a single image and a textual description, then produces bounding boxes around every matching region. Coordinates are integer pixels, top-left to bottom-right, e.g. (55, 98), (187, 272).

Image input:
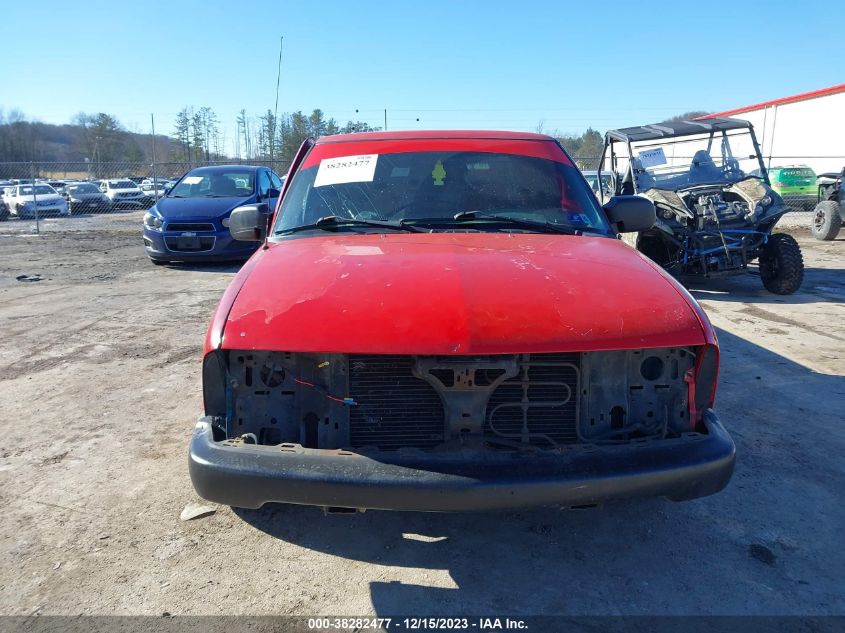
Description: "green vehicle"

(767, 165), (817, 209)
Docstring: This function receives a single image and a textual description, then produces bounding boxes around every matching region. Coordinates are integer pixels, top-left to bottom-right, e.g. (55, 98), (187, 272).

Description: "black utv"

(597, 118), (803, 295)
(811, 168), (844, 241)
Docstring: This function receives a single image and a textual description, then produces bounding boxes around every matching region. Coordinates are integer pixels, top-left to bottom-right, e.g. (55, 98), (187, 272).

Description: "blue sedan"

(143, 165), (284, 264)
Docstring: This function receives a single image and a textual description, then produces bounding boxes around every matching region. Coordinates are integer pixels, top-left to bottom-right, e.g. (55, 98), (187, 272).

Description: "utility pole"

(95, 136), (101, 179)
(31, 162), (40, 234)
(384, 108), (387, 131)
(150, 114), (159, 201)
(272, 35), (284, 161)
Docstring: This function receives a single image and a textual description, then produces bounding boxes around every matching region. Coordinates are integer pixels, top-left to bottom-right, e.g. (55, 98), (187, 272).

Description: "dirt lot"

(0, 216), (843, 617)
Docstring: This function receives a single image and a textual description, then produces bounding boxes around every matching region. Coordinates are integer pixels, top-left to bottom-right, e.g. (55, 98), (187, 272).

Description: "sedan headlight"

(143, 211), (163, 230)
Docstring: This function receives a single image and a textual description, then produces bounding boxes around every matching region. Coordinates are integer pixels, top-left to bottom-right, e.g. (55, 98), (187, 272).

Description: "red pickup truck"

(189, 130), (734, 512)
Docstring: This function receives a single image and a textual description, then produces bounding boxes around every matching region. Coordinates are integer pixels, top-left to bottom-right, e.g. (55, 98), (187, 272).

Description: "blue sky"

(1, 0), (841, 152)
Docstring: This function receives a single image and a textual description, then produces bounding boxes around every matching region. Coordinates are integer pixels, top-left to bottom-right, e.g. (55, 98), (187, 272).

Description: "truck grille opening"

(348, 355), (446, 450)
(484, 353), (580, 447)
(346, 353), (580, 451)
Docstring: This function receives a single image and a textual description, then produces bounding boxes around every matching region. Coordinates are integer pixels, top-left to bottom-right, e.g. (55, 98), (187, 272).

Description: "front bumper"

(69, 198), (110, 211)
(111, 197), (146, 208)
(188, 410), (736, 511)
(143, 227), (258, 262)
(17, 205), (67, 217)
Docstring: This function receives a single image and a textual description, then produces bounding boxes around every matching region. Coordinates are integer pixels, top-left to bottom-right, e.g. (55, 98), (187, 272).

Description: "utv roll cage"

(597, 118), (770, 199)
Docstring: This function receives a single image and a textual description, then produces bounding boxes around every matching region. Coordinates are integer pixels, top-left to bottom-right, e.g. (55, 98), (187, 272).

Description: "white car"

(99, 179), (148, 209)
(140, 181), (168, 200)
(4, 183), (69, 218)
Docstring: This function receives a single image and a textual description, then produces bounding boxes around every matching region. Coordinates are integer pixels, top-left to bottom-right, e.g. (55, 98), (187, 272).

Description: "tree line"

(0, 106), (710, 166)
(0, 108), (172, 164)
(178, 107), (378, 163)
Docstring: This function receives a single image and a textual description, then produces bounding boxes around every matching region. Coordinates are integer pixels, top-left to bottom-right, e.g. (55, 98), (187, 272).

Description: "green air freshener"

(432, 160), (446, 186)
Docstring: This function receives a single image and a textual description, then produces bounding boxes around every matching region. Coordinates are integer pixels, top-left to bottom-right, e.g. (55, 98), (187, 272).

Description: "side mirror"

(602, 195), (655, 233)
(229, 203), (270, 242)
(267, 187), (281, 198)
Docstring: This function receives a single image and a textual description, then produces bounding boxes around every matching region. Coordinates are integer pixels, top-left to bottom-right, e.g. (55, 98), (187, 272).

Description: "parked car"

(581, 169), (614, 198)
(5, 183), (69, 218)
(759, 165), (817, 210)
(810, 167), (844, 241)
(64, 182), (111, 214)
(599, 118), (803, 295)
(143, 165), (284, 264)
(0, 195), (8, 221)
(187, 130), (736, 513)
(46, 180), (69, 195)
(140, 181), (168, 201)
(99, 179), (148, 209)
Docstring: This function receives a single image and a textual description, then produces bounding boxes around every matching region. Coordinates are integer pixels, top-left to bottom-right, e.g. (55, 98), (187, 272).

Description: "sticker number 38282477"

(314, 154), (379, 188)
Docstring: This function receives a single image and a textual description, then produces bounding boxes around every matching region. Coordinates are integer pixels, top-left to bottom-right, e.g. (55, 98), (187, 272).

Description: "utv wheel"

(810, 200), (842, 241)
(759, 233), (804, 295)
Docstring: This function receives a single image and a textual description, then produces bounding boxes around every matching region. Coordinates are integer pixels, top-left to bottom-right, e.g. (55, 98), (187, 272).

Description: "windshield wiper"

(450, 211), (582, 235)
(276, 215), (424, 235)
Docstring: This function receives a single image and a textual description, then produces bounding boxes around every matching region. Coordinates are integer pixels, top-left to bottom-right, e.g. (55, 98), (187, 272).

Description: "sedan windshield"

(69, 184), (99, 194)
(20, 185), (56, 196)
(112, 180), (138, 189)
(168, 172), (255, 198)
(275, 151), (609, 235)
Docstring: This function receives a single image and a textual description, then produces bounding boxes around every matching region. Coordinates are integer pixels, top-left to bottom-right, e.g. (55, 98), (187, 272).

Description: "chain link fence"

(0, 159), (290, 234)
(0, 156), (841, 237)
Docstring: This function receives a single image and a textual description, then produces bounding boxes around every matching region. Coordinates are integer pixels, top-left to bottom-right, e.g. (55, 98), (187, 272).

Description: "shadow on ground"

(156, 261), (245, 274)
(686, 265), (845, 305)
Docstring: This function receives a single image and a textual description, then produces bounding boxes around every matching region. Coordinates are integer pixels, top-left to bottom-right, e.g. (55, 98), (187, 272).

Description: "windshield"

(582, 172), (613, 197)
(69, 184), (99, 194)
(621, 129), (764, 192)
(168, 172), (255, 198)
(20, 185), (56, 196)
(111, 180), (137, 189)
(275, 150), (608, 235)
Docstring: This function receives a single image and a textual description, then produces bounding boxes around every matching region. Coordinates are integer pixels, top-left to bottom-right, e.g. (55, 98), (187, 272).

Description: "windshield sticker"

(637, 148), (667, 168)
(468, 162), (490, 170)
(314, 154), (378, 187)
(390, 167), (410, 178)
(183, 176), (203, 185)
(432, 160), (446, 186)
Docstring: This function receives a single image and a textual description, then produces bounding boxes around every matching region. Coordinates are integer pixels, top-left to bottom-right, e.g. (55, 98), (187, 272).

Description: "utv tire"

(811, 200), (842, 241)
(759, 233), (803, 295)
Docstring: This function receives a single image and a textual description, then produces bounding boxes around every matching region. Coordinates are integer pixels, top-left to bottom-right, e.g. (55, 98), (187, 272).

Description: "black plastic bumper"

(188, 411), (735, 511)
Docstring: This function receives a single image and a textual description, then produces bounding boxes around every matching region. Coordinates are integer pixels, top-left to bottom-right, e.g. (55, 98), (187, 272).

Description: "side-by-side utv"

(598, 118), (803, 295)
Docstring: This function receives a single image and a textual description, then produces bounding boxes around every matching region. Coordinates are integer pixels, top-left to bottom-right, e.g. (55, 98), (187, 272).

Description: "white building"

(701, 83), (845, 174)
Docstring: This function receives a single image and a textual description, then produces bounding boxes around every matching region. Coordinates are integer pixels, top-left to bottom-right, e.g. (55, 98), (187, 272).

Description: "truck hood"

(222, 232), (708, 355)
(156, 195), (250, 221)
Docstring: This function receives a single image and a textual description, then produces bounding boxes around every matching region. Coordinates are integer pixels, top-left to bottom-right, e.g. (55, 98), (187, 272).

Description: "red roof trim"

(699, 83), (845, 119)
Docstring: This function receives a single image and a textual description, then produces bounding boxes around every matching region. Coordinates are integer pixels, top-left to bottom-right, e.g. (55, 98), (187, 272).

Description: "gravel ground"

(0, 220), (843, 617)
